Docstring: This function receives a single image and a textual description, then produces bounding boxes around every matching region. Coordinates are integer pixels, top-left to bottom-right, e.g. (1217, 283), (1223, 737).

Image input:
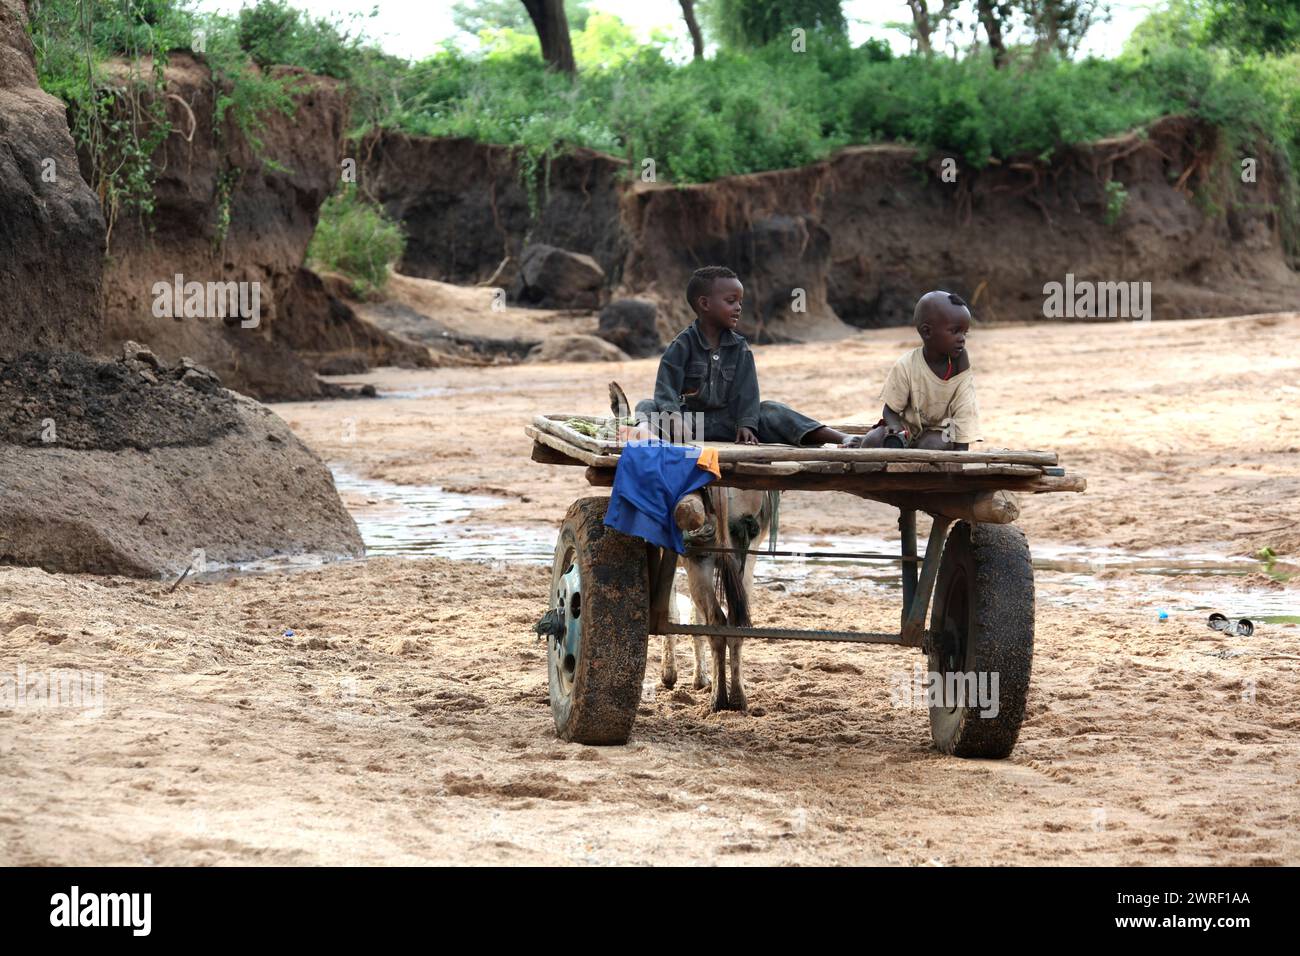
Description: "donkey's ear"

(608, 381), (630, 420)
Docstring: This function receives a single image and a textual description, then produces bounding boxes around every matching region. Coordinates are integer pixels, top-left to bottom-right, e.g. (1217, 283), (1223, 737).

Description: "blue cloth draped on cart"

(603, 441), (716, 554)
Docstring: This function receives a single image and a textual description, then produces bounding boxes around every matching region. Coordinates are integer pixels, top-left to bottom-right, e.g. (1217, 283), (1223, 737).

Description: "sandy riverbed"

(2, 313), (1297, 865)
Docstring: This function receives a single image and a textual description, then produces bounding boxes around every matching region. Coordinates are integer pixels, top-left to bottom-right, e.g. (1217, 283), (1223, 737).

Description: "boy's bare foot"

(844, 427), (888, 448)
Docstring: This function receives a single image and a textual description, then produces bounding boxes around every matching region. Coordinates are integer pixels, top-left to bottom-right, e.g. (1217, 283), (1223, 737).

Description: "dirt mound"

(0, 0), (105, 354)
(353, 272), (604, 364)
(0, 348), (240, 450)
(277, 268), (434, 373)
(0, 348), (362, 577)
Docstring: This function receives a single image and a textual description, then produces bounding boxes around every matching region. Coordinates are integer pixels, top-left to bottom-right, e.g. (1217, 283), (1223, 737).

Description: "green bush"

(307, 186), (406, 296)
(234, 0), (369, 79)
(381, 32), (1286, 173)
(1104, 180), (1129, 225)
(28, 0), (183, 238)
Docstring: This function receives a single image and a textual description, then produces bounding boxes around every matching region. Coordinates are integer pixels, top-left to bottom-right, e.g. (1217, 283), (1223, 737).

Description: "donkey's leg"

(686, 557), (725, 705)
(708, 634), (728, 712)
(691, 636), (711, 690)
(727, 637), (747, 711)
(661, 634), (677, 689)
(722, 543), (762, 710)
(687, 585), (711, 689)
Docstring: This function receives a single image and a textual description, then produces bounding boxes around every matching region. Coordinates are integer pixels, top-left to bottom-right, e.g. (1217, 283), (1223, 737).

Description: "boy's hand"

(735, 426), (759, 445)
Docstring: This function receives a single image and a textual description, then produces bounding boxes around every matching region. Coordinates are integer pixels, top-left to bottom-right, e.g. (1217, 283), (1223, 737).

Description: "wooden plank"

(756, 460), (888, 476)
(583, 465), (1085, 496)
(536, 414), (1058, 466)
(959, 463), (1042, 476)
(732, 461), (804, 476)
(531, 427), (897, 477)
(704, 445), (1058, 466)
(530, 441), (579, 466)
(873, 490), (1020, 524)
(538, 430), (1079, 500)
(525, 427), (620, 468)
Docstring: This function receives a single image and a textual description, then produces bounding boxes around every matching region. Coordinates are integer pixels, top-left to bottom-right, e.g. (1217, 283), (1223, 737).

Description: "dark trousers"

(634, 399), (823, 445)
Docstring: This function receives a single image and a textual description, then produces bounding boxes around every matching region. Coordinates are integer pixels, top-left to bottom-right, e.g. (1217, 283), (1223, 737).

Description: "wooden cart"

(528, 414), (1086, 758)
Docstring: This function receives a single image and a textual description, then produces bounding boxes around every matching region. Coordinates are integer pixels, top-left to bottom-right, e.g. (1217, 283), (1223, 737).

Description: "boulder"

(316, 353), (369, 376)
(514, 244), (605, 309)
(597, 298), (661, 357)
(526, 334), (628, 363)
(0, 350), (363, 577)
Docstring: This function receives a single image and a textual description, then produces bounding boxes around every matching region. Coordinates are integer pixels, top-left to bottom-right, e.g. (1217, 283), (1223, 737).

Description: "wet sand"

(2, 312), (1298, 865)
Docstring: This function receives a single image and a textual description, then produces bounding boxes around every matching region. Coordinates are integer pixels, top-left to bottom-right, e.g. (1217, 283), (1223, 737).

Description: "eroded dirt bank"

(2, 314), (1297, 865)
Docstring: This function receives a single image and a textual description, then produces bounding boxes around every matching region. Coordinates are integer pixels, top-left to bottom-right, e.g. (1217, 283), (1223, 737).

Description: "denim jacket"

(651, 319), (760, 432)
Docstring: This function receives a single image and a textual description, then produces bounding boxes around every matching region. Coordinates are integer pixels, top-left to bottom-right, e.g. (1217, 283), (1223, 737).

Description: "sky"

(193, 1), (1160, 63)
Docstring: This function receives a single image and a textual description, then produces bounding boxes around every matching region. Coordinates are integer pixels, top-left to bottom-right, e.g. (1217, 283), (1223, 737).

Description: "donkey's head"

(703, 488), (773, 629)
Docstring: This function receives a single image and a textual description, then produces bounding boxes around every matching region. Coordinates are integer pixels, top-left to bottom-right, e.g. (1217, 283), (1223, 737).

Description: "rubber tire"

(927, 521), (1034, 758)
(548, 497), (649, 744)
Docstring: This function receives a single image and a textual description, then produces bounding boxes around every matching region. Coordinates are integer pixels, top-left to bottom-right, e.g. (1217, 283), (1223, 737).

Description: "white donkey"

(606, 381), (775, 712)
(662, 485), (775, 712)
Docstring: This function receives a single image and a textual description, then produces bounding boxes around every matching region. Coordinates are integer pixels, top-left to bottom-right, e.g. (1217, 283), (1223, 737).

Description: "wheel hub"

(552, 559), (582, 693)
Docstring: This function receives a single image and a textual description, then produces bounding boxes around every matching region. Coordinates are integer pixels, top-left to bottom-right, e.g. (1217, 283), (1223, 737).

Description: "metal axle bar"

(683, 546), (922, 563)
(654, 623), (907, 645)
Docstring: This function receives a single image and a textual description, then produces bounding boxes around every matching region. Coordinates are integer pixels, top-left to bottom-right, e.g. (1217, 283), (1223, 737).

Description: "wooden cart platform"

(527, 413), (1085, 526)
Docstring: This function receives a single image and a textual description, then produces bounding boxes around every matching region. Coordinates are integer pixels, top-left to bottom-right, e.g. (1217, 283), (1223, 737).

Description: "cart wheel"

(927, 521), (1034, 758)
(544, 497), (649, 744)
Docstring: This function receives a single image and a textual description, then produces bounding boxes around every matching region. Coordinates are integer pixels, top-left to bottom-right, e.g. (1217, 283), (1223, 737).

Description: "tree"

(452, 0), (532, 33)
(1018, 0), (1108, 59)
(975, 0), (1011, 65)
(1206, 0), (1300, 55)
(955, 0), (1106, 65)
(701, 0), (846, 50)
(454, 0), (589, 35)
(679, 0), (705, 59)
(520, 0), (575, 72)
(1124, 0), (1212, 55)
(904, 0), (961, 55)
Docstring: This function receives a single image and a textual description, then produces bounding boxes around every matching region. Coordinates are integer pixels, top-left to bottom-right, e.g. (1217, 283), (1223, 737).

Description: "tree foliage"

(1207, 0), (1300, 55)
(699, 0), (847, 50)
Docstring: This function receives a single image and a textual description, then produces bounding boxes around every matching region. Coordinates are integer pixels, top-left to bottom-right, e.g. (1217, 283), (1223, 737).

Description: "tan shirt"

(880, 348), (982, 443)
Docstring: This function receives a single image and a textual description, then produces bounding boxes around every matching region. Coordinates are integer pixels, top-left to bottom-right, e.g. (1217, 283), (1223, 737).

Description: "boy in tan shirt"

(849, 291), (981, 450)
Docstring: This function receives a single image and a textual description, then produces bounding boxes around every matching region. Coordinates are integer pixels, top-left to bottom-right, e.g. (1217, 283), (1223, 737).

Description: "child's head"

(686, 266), (743, 331)
(913, 291), (971, 358)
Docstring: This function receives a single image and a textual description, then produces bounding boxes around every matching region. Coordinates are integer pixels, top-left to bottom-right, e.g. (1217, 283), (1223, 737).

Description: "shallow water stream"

(331, 467), (1298, 622)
